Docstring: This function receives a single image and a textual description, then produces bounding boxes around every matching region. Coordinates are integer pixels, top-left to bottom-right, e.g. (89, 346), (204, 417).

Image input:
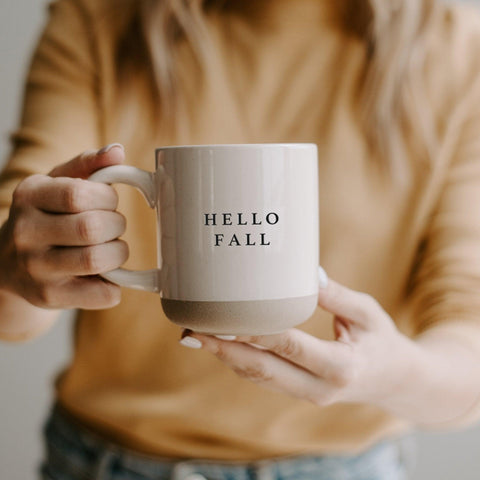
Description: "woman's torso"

(19, 0), (480, 461)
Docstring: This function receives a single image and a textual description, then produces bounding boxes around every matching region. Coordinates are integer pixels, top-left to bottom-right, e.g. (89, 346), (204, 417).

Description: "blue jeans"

(40, 406), (414, 480)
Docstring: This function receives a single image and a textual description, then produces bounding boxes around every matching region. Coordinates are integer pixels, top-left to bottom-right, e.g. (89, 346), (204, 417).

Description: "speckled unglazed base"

(161, 294), (318, 336)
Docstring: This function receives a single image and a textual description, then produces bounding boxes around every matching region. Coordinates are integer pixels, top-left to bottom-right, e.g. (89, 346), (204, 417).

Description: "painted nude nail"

(215, 335), (237, 341)
(318, 266), (329, 289)
(179, 336), (203, 349)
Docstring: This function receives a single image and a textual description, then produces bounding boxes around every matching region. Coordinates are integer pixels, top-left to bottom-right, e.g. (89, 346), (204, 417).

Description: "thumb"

(317, 270), (385, 331)
(48, 143), (125, 179)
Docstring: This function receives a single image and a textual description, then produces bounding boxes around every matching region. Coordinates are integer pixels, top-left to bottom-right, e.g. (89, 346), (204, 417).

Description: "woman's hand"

(0, 144), (128, 310)
(182, 274), (480, 424)
(181, 274), (480, 424)
(181, 277), (418, 410)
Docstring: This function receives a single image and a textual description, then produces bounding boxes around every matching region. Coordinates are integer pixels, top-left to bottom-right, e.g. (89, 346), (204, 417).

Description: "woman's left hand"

(181, 277), (419, 409)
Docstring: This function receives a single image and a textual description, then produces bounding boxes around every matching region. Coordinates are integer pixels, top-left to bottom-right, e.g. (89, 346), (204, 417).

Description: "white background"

(1, 1), (480, 479)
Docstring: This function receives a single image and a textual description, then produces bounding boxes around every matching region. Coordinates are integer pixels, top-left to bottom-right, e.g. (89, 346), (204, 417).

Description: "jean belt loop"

(93, 448), (118, 480)
(171, 462), (209, 480)
(254, 460), (276, 480)
(396, 435), (418, 477)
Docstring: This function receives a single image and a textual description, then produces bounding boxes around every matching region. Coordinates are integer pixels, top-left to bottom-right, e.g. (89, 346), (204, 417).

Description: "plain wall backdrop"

(1, 1), (480, 479)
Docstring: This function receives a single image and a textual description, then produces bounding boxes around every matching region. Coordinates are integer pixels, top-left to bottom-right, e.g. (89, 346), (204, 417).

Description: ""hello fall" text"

(203, 212), (279, 247)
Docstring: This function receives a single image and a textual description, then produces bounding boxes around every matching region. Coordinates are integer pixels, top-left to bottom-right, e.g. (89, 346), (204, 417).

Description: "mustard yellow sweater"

(2, 0), (480, 461)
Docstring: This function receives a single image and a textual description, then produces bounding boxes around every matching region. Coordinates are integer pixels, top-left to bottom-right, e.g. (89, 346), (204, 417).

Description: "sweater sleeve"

(0, 0), (101, 225)
(408, 32), (480, 427)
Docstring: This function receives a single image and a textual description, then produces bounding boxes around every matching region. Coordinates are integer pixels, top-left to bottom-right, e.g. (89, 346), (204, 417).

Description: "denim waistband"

(40, 405), (415, 480)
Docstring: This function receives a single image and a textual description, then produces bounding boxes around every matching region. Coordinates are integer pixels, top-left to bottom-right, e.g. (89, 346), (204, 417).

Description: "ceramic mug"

(89, 144), (319, 335)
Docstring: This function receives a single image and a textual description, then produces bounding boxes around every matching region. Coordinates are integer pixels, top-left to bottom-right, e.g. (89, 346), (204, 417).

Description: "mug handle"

(88, 165), (161, 293)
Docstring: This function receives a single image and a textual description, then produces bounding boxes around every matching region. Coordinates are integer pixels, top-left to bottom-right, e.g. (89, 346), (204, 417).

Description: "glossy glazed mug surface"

(89, 144), (319, 335)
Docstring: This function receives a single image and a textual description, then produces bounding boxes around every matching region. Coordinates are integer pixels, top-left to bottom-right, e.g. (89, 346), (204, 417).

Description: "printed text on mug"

(204, 212), (280, 247)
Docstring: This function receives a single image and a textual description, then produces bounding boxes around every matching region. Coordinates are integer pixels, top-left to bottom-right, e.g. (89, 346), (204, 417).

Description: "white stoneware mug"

(89, 144), (319, 335)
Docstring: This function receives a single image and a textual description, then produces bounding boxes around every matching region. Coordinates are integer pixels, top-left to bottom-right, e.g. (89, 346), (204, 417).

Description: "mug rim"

(155, 143), (317, 154)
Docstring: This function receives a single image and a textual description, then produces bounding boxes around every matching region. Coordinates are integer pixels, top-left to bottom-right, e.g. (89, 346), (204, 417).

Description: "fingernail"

(318, 266), (329, 289)
(215, 335), (237, 341)
(179, 336), (202, 349)
(97, 143), (124, 155)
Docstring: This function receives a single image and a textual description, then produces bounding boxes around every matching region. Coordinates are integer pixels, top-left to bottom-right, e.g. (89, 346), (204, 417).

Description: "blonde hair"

(116, 0), (440, 173)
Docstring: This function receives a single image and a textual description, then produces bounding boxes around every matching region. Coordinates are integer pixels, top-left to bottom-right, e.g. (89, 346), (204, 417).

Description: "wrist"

(368, 333), (424, 416)
(372, 330), (480, 425)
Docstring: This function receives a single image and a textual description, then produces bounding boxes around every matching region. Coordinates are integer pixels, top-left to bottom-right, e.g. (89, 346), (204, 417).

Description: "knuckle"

(212, 342), (229, 362)
(77, 212), (102, 243)
(34, 283), (57, 308)
(247, 336), (262, 346)
(274, 336), (301, 358)
(23, 253), (41, 278)
(232, 363), (273, 383)
(98, 282), (121, 307)
(61, 180), (87, 212)
(12, 185), (27, 207)
(80, 246), (103, 273)
(11, 216), (31, 250)
(12, 175), (40, 206)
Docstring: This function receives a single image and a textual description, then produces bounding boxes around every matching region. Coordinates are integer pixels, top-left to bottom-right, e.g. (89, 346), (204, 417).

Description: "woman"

(1, 0), (480, 478)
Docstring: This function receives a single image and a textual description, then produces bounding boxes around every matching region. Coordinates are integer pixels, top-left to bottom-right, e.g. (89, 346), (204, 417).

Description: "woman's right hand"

(0, 144), (129, 310)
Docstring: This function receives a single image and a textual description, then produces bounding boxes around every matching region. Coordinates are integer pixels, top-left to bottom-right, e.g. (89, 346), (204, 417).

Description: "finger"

(191, 334), (337, 406)
(70, 277), (121, 309)
(34, 277), (121, 310)
(233, 329), (353, 381)
(28, 210), (126, 247)
(317, 279), (385, 330)
(333, 317), (352, 342)
(15, 175), (118, 213)
(49, 143), (124, 179)
(36, 240), (129, 277)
